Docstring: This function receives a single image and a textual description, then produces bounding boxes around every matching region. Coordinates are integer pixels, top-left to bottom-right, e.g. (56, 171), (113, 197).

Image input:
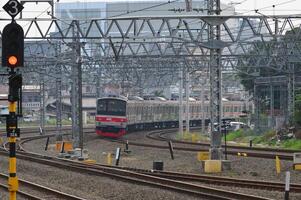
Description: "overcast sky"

(0, 0), (301, 19)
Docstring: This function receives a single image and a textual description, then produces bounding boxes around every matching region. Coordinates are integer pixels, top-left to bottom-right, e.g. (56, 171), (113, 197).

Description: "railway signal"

(2, 23), (24, 68)
(2, 1), (24, 199)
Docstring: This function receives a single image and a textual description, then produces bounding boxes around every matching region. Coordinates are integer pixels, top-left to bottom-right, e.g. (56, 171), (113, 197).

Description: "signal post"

(2, 1), (24, 199)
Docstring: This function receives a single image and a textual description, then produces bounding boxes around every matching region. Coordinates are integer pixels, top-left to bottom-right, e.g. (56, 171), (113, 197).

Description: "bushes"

(282, 139), (301, 150)
(225, 130), (243, 141)
(252, 130), (276, 145)
(225, 129), (254, 141)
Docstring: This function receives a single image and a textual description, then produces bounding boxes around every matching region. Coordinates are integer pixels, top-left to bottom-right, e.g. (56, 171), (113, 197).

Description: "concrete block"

(222, 160), (232, 170)
(204, 160), (222, 173)
(153, 161), (164, 171)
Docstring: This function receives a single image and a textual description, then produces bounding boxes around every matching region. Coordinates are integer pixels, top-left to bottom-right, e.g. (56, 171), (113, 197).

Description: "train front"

(95, 97), (127, 138)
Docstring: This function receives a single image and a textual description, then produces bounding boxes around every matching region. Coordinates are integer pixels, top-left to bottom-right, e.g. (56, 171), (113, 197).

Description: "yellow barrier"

(276, 156), (281, 174)
(197, 152), (209, 161)
(107, 153), (112, 166)
(294, 164), (301, 170)
(83, 159), (96, 164)
(191, 134), (197, 142)
(56, 141), (73, 152)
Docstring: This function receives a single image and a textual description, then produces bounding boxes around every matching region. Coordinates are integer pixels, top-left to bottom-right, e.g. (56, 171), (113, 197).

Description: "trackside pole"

(115, 148), (121, 166)
(168, 141), (174, 160)
(285, 171), (290, 200)
(6, 71), (23, 200)
(45, 137), (50, 151)
(8, 99), (19, 200)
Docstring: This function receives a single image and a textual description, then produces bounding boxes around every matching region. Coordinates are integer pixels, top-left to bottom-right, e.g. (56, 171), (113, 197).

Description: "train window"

(97, 100), (107, 115)
(108, 100), (126, 116)
(234, 106), (238, 112)
(97, 99), (126, 116)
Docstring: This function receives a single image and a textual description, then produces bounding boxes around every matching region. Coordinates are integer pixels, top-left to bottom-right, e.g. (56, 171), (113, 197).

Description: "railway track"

(0, 125), (94, 137)
(143, 129), (297, 160)
(149, 130), (301, 153)
(99, 130), (294, 160)
(3, 126), (297, 160)
(3, 135), (300, 195)
(0, 148), (275, 200)
(0, 173), (87, 200)
(1, 128), (299, 199)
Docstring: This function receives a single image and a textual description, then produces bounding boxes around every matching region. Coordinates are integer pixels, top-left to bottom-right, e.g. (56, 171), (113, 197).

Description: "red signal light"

(8, 56), (18, 66)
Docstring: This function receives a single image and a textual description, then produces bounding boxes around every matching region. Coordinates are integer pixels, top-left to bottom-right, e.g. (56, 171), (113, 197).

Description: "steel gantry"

(1, 14), (301, 159)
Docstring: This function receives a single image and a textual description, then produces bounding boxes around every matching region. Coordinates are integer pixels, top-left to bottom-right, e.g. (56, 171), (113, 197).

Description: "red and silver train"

(95, 96), (249, 138)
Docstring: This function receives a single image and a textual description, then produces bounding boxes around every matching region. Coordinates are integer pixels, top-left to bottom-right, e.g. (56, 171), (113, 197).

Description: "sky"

(0, 0), (301, 19)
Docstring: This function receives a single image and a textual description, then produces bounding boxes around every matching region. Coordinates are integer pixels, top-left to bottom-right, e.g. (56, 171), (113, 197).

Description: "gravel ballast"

(1, 130), (300, 200)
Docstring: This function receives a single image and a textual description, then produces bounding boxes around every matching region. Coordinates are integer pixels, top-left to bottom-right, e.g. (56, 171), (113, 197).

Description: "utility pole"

(185, 68), (190, 133)
(208, 0), (223, 160)
(39, 67), (45, 134)
(288, 63), (295, 125)
(269, 84), (274, 128)
(201, 76), (206, 134)
(55, 43), (62, 141)
(77, 32), (84, 150)
(179, 67), (183, 136)
(185, 0), (192, 12)
(71, 24), (79, 143)
(96, 67), (101, 98)
(72, 21), (84, 149)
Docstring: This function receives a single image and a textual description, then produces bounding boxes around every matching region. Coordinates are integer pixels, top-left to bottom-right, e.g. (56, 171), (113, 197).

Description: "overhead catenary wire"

(19, 0), (301, 61)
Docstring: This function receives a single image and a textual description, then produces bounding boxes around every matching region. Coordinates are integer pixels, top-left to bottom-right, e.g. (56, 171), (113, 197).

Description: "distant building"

(22, 85), (41, 113)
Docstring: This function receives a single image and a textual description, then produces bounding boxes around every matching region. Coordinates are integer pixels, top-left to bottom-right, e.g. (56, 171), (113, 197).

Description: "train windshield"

(97, 99), (126, 116)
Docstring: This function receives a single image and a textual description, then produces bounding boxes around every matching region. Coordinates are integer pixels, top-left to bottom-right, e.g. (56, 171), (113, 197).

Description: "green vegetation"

(224, 129), (254, 142)
(225, 129), (301, 150)
(282, 139), (301, 150)
(175, 131), (209, 142)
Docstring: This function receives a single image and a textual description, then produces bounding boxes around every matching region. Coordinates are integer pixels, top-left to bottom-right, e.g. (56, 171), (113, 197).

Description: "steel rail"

(0, 173), (87, 200)
(144, 130), (296, 160)
(153, 130), (301, 153)
(0, 149), (272, 200)
(0, 180), (47, 200)
(87, 163), (301, 193)
(1, 129), (297, 198)
(14, 127), (296, 160)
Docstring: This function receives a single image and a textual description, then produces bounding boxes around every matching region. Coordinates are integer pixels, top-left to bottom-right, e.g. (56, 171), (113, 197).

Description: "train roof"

(97, 96), (248, 104)
(97, 96), (127, 101)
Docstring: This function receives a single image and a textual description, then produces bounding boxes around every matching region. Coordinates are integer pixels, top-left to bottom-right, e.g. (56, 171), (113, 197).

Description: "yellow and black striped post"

(7, 100), (18, 200)
(7, 97), (19, 200)
(6, 72), (22, 200)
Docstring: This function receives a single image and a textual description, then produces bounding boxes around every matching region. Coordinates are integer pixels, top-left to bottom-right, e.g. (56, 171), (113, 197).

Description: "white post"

(285, 171), (290, 200)
(179, 69), (183, 136)
(83, 111), (87, 125)
(185, 71), (190, 133)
